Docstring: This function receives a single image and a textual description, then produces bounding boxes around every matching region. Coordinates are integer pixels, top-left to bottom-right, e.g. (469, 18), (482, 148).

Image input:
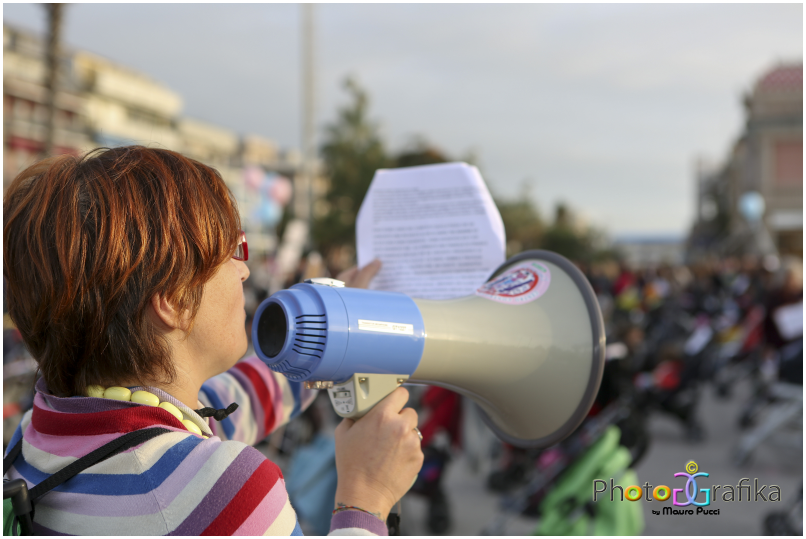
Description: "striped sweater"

(3, 356), (387, 536)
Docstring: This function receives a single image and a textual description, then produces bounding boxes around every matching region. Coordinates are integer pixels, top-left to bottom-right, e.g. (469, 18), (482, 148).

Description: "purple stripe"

(33, 381), (137, 414)
(169, 446), (267, 535)
(330, 510), (388, 536)
(228, 366), (265, 441)
(37, 438), (223, 517)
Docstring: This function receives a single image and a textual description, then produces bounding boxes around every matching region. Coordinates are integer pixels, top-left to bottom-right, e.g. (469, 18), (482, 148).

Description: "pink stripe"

(37, 437), (225, 517)
(33, 392), (63, 413)
(25, 428), (122, 458)
(25, 421), (190, 459)
(232, 477), (290, 536)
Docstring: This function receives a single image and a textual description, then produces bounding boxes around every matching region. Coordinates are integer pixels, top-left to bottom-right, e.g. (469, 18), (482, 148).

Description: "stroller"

(733, 340), (803, 467)
(481, 398), (647, 536)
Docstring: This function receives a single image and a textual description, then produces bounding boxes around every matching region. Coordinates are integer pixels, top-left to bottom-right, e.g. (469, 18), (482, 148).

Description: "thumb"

(351, 259), (382, 289)
(335, 417), (356, 436)
(336, 266), (359, 284)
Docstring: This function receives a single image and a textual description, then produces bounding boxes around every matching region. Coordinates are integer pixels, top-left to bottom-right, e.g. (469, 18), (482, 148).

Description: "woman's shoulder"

(15, 429), (295, 535)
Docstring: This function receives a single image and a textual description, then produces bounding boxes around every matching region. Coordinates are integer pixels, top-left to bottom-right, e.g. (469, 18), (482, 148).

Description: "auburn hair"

(3, 146), (241, 397)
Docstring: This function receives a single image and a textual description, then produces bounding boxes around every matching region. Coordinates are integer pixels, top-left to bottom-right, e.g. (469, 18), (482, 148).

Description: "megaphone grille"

(253, 294), (334, 380)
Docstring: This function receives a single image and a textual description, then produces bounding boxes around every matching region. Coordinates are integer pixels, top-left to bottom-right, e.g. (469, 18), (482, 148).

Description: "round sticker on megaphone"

(475, 261), (551, 305)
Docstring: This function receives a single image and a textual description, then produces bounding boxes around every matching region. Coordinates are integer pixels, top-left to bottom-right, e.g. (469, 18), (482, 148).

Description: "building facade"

(3, 23), (331, 262)
(3, 25), (94, 188)
(689, 63), (802, 260)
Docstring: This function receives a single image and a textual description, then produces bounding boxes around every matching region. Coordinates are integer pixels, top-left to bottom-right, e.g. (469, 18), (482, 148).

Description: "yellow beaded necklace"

(86, 385), (206, 437)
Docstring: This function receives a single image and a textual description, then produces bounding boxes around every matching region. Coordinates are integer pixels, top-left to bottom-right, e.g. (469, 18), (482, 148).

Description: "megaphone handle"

(327, 373), (410, 419)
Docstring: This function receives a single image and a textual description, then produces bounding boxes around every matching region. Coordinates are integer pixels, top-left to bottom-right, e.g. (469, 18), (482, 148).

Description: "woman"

(3, 146), (423, 535)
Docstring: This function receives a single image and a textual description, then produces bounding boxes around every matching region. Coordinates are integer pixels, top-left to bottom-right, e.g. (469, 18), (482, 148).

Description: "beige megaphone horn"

(253, 250), (605, 448)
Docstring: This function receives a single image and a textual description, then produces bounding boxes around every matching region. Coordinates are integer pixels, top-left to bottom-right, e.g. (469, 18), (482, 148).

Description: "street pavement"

(264, 377), (801, 536)
(398, 378), (802, 536)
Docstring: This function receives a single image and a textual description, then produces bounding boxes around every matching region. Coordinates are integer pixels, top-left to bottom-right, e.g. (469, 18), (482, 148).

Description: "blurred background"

(2, 3), (802, 536)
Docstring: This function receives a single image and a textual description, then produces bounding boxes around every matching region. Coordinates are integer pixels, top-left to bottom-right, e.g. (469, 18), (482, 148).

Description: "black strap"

(194, 402), (239, 421)
(387, 501), (402, 536)
(28, 427), (171, 502)
(386, 511), (401, 536)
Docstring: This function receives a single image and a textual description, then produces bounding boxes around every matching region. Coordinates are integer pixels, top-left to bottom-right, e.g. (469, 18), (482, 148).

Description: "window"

(774, 139), (803, 186)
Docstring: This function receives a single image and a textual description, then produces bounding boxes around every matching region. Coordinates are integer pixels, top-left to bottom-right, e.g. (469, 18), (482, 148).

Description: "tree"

(495, 183), (544, 257)
(313, 78), (389, 260)
(540, 202), (596, 263)
(392, 137), (449, 168)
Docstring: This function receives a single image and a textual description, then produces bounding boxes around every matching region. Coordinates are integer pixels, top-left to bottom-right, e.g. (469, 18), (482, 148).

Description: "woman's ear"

(149, 294), (190, 331)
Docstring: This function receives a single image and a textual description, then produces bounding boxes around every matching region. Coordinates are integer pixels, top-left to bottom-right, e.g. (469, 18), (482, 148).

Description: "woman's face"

(187, 257), (251, 378)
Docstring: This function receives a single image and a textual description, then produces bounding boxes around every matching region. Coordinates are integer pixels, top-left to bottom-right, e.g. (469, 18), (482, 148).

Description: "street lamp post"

(43, 3), (65, 158)
(298, 3), (316, 242)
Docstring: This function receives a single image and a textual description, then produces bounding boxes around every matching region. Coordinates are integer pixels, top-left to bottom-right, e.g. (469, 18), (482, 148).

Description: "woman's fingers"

(336, 266), (358, 284)
(337, 259), (382, 289)
(351, 259), (382, 289)
(371, 386), (410, 416)
(399, 406), (419, 431)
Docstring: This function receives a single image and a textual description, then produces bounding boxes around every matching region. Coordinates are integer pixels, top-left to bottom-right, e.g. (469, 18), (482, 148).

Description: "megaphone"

(253, 250), (605, 448)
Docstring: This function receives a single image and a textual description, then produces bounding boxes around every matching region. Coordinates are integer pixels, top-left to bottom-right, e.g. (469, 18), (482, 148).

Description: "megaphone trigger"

(327, 373), (410, 419)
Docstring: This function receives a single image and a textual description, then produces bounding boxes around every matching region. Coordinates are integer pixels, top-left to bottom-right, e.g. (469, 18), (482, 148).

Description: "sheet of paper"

(356, 162), (506, 300)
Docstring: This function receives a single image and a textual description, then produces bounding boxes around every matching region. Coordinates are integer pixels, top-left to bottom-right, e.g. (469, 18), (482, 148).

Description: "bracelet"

(332, 504), (381, 519)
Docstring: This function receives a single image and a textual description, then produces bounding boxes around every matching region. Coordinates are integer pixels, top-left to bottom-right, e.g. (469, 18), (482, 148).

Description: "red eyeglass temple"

(234, 231), (248, 261)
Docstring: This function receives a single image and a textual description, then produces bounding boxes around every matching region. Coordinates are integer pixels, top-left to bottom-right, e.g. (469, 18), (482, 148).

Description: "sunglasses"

(232, 230), (248, 261)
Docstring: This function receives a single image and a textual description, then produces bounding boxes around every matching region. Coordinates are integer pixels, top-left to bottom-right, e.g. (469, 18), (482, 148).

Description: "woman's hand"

(337, 259), (382, 289)
(333, 387), (424, 521)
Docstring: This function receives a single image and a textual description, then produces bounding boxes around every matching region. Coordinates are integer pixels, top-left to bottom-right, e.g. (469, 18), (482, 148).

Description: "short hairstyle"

(3, 146), (241, 397)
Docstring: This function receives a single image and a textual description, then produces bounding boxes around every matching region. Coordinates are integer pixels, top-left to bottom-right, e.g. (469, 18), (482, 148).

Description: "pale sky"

(3, 3), (802, 238)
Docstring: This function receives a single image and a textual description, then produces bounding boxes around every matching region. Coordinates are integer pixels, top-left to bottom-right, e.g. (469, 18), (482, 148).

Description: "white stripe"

(263, 500), (298, 536)
(35, 439), (250, 535)
(328, 527), (380, 536)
